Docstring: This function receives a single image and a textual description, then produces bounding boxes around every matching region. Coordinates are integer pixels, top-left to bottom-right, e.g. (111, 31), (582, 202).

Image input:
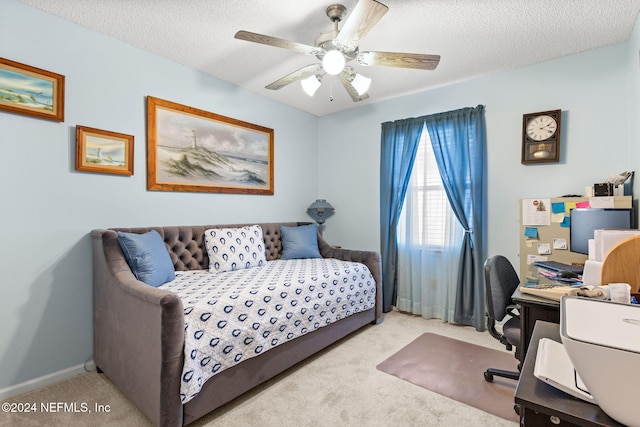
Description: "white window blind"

(398, 127), (452, 248)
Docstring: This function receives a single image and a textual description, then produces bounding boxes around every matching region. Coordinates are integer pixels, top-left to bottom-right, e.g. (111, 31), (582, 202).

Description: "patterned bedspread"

(159, 258), (376, 403)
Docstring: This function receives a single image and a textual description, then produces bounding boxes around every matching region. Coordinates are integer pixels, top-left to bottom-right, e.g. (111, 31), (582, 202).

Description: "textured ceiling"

(19, 0), (640, 116)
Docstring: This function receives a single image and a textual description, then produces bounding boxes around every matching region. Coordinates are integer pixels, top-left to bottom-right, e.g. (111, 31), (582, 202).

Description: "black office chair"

(483, 255), (521, 382)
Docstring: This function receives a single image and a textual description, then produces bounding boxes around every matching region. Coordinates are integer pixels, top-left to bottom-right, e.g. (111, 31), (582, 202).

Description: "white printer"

(560, 296), (640, 427)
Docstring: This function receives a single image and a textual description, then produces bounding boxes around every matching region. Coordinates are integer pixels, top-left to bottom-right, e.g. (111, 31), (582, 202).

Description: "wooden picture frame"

(0, 57), (65, 122)
(75, 126), (134, 176)
(146, 96), (274, 194)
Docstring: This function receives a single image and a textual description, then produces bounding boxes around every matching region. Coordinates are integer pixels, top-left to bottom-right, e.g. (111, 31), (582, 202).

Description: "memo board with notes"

(519, 196), (632, 280)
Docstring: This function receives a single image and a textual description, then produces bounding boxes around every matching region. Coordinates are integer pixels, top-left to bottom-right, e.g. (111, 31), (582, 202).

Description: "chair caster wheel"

(484, 371), (493, 382)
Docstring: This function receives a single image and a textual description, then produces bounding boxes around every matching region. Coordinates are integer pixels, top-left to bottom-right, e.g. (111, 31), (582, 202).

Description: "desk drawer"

(522, 407), (581, 426)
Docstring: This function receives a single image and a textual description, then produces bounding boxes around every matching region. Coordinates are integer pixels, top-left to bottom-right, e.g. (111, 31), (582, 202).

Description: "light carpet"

(0, 311), (518, 427)
(376, 333), (519, 422)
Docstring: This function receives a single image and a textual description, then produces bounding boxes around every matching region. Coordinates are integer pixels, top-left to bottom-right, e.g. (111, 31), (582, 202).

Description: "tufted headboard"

(105, 222), (312, 271)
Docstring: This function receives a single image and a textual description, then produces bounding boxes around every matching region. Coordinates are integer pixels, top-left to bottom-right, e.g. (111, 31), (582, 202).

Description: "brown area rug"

(376, 332), (519, 422)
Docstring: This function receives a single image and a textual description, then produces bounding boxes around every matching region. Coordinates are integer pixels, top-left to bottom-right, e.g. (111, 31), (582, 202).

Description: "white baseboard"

(0, 360), (95, 400)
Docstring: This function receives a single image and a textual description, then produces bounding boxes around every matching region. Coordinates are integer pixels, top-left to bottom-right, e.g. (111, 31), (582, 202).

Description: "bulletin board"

(519, 196), (632, 280)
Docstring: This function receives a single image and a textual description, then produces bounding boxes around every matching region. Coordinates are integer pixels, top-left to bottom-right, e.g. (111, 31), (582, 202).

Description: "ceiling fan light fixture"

(322, 50), (345, 75)
(301, 75), (322, 96)
(351, 73), (371, 96)
(235, 0), (440, 106)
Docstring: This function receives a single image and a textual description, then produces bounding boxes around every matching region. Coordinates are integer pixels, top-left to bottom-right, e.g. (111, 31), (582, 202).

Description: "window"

(398, 126), (454, 248)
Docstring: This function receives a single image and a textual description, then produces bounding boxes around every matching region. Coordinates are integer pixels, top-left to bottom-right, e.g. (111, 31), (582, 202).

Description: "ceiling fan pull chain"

(329, 78), (335, 101)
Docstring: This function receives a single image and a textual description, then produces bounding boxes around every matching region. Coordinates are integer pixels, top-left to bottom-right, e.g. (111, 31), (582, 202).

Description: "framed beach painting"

(0, 57), (65, 122)
(146, 96), (274, 194)
(75, 126), (134, 176)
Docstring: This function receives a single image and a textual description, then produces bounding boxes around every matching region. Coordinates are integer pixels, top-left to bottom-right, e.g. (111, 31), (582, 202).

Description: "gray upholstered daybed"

(91, 222), (382, 426)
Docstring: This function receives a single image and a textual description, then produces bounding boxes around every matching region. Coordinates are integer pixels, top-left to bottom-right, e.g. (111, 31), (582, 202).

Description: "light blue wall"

(319, 41), (638, 265)
(0, 0), (318, 390)
(3, 0), (640, 392)
(628, 7), (640, 168)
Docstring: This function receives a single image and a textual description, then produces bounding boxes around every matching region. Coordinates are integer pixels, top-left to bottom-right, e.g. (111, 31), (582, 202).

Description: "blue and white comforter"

(159, 258), (376, 403)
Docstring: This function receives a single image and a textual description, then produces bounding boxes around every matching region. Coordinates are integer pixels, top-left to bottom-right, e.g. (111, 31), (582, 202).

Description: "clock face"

(526, 115), (558, 141)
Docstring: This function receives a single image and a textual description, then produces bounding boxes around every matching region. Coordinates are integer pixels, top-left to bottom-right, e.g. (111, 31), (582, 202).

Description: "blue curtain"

(379, 106), (487, 329)
(379, 118), (425, 312)
(395, 134), (464, 324)
(425, 105), (487, 331)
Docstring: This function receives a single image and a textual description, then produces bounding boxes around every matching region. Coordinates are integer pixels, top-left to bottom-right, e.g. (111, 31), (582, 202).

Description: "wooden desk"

(512, 289), (560, 363)
(515, 321), (624, 426)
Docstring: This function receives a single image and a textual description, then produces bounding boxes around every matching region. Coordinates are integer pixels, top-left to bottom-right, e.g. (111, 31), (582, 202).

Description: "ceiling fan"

(234, 0), (440, 102)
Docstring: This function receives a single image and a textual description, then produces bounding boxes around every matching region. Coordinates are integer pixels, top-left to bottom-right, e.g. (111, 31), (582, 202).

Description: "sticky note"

(525, 227), (538, 239)
(537, 243), (552, 255)
(553, 238), (567, 250)
(551, 202), (565, 214)
(576, 201), (590, 209)
(561, 216), (571, 228)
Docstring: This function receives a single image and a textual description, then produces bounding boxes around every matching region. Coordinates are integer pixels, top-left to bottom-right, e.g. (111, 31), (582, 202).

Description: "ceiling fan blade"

(235, 30), (322, 56)
(339, 72), (369, 102)
(357, 51), (441, 70)
(335, 0), (388, 51)
(265, 64), (322, 90)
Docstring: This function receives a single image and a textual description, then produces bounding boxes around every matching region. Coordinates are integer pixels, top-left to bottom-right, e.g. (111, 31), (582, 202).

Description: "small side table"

(514, 321), (624, 427)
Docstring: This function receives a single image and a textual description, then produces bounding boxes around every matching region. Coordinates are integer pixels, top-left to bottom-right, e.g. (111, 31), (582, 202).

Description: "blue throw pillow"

(117, 230), (175, 287)
(280, 224), (321, 259)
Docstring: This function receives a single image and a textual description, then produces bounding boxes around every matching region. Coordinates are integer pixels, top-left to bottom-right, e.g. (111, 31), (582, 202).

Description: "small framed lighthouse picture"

(75, 125), (134, 176)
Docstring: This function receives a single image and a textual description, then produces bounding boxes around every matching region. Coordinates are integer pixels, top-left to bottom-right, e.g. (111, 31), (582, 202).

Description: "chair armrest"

(92, 229), (185, 427)
(317, 235), (383, 321)
(506, 304), (520, 320)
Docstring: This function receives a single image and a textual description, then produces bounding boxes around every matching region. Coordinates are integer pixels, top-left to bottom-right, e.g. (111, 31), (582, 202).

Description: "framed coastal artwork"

(146, 96), (274, 194)
(0, 57), (65, 122)
(75, 126), (134, 176)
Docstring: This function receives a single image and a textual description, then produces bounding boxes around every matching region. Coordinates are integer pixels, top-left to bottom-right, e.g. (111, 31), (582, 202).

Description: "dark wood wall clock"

(521, 109), (561, 164)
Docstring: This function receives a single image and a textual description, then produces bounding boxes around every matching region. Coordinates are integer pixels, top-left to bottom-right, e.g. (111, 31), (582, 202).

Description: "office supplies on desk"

(536, 269), (582, 283)
(578, 229), (640, 287)
(519, 285), (579, 301)
(556, 270), (579, 279)
(534, 338), (594, 403)
(560, 297), (640, 427)
(593, 183), (614, 197)
(603, 171), (633, 186)
(592, 229), (640, 262)
(607, 283), (631, 303)
(534, 260), (583, 274)
(593, 171), (633, 197)
(519, 196), (632, 283)
(599, 235), (640, 293)
(575, 286), (608, 299)
(581, 260), (603, 286)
